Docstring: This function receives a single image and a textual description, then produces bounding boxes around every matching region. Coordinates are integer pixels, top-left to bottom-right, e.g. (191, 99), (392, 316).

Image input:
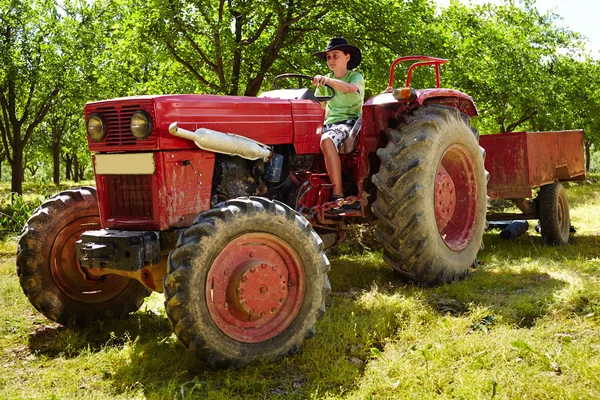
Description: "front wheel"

(16, 187), (151, 325)
(164, 197), (330, 365)
(371, 105), (487, 284)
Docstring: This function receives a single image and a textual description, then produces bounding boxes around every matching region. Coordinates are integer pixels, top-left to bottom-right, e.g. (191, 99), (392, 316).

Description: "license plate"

(94, 153), (155, 175)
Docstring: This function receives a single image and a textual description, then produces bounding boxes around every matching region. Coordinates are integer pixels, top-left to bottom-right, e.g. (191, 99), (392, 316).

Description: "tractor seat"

(339, 116), (362, 154)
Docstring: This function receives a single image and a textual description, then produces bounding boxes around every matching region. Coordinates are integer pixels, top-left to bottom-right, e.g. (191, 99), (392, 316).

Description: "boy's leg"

(320, 137), (343, 197)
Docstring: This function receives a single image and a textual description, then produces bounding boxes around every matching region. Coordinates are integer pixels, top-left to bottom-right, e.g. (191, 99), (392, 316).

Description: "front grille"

(104, 175), (154, 220)
(93, 101), (157, 148)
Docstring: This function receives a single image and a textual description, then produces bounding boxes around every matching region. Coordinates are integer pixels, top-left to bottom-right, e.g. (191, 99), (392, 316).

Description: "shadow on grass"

(429, 268), (568, 327)
(101, 298), (379, 398)
(328, 230), (600, 328)
(27, 311), (173, 358)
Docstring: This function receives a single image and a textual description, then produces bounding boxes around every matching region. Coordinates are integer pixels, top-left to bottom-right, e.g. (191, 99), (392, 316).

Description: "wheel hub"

(206, 233), (305, 343)
(434, 164), (456, 231)
(235, 262), (289, 320)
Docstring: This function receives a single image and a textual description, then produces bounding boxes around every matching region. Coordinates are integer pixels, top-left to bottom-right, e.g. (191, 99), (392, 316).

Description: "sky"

(434, 0), (600, 56)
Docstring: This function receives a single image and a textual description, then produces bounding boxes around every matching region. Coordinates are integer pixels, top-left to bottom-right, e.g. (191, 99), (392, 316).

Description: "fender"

(367, 88), (478, 117)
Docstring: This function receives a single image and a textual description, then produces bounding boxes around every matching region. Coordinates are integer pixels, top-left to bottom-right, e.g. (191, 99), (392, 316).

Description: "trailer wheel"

(372, 105), (487, 285)
(538, 181), (570, 245)
(164, 197), (330, 365)
(16, 187), (151, 325)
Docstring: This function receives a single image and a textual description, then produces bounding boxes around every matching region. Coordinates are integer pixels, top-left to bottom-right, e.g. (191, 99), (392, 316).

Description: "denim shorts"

(322, 119), (356, 151)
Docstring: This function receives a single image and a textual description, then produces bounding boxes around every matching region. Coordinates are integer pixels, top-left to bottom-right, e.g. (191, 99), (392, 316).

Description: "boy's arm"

(313, 75), (359, 94)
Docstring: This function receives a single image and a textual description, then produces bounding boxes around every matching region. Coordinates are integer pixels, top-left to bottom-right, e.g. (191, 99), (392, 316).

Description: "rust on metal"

(84, 255), (168, 292)
(480, 130), (585, 200)
(49, 216), (137, 303)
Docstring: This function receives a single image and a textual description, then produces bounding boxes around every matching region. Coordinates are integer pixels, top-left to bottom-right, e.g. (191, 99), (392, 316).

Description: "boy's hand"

(312, 75), (328, 88)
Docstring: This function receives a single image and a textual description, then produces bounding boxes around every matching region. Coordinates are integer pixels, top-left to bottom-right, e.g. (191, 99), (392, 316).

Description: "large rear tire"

(538, 181), (570, 245)
(164, 197), (330, 365)
(372, 105), (487, 284)
(16, 187), (151, 325)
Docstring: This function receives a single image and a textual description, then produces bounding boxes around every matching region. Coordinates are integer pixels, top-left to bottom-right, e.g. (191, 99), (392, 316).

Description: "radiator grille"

(105, 175), (154, 220)
(94, 102), (157, 148)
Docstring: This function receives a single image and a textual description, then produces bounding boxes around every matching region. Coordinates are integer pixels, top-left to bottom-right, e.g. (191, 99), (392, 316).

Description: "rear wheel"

(371, 105), (487, 284)
(538, 181), (570, 245)
(16, 187), (151, 325)
(164, 197), (330, 365)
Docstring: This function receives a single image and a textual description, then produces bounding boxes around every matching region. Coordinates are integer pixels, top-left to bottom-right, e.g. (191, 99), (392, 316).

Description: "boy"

(313, 37), (365, 212)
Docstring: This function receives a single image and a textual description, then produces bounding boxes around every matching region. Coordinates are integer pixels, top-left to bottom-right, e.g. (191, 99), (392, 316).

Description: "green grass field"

(1, 179), (599, 399)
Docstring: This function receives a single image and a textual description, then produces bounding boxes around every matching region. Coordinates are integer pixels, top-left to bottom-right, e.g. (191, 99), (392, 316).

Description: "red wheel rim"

(50, 216), (130, 303)
(206, 233), (305, 343)
(434, 144), (479, 251)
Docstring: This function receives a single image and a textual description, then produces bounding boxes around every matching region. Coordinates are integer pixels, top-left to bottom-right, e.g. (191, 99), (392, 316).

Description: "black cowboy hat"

(313, 37), (362, 70)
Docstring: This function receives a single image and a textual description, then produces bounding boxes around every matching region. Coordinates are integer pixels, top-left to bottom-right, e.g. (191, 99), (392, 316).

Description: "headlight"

(86, 114), (107, 141)
(130, 111), (152, 140)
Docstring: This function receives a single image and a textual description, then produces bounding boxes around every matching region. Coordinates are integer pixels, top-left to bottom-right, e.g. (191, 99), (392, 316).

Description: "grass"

(1, 178), (599, 399)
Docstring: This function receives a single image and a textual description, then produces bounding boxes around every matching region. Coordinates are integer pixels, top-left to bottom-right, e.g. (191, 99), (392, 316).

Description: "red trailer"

(480, 130), (586, 244)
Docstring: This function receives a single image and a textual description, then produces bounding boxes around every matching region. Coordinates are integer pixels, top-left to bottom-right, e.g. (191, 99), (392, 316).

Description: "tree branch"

(172, 15), (218, 71)
(241, 14), (272, 46)
(19, 80), (36, 124)
(0, 100), (12, 163)
(213, 0), (226, 87)
(0, 89), (15, 164)
(22, 87), (59, 146)
(163, 40), (219, 90)
(505, 109), (538, 132)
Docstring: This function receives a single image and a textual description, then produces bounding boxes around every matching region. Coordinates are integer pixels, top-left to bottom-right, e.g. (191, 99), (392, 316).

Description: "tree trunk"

(78, 163), (86, 181)
(52, 138), (60, 185)
(584, 139), (591, 172)
(65, 154), (72, 180)
(73, 154), (79, 182)
(11, 150), (23, 194)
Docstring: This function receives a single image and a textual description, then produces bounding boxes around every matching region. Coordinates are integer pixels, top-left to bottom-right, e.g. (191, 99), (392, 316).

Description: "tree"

(128, 0), (331, 96)
(433, 0), (582, 135)
(0, 0), (70, 193)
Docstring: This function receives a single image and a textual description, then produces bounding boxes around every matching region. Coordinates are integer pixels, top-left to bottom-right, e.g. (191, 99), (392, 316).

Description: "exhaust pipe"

(168, 122), (272, 162)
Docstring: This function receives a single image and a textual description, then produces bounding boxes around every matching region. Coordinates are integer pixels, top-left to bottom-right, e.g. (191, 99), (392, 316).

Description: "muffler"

(169, 122), (272, 162)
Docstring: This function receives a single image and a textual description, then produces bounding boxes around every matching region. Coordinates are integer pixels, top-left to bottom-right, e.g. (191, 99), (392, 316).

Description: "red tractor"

(16, 56), (488, 364)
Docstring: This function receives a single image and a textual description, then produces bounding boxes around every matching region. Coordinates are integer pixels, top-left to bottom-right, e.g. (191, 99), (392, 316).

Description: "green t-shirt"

(316, 70), (365, 125)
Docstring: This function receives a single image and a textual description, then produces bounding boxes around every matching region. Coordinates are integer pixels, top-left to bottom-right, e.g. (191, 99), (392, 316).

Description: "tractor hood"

(85, 94), (325, 154)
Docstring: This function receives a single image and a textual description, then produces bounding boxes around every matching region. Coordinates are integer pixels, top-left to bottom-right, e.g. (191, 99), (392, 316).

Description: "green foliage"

(589, 147), (600, 172)
(0, 193), (42, 235)
(3, 0), (600, 188)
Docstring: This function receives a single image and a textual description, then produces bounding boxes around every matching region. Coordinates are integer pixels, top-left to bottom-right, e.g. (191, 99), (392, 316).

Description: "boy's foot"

(325, 195), (360, 214)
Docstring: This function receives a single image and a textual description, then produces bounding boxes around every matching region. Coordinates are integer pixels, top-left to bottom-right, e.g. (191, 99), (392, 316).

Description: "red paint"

(206, 233), (305, 343)
(291, 101), (326, 154)
(479, 130), (585, 199)
(366, 89), (478, 117)
(95, 150), (215, 230)
(85, 95), (299, 152)
(434, 164), (456, 232)
(388, 56), (448, 89)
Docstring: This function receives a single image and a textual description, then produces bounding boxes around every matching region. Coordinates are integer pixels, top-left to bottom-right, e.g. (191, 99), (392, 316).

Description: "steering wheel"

(273, 73), (335, 102)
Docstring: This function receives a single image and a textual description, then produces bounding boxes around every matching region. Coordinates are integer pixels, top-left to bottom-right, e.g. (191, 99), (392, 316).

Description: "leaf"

(510, 340), (533, 352)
